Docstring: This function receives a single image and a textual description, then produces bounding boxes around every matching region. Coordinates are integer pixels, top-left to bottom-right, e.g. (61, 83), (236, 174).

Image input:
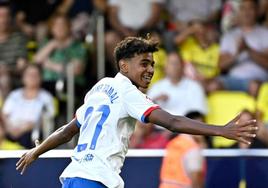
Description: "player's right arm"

(147, 109), (258, 145)
(16, 118), (79, 175)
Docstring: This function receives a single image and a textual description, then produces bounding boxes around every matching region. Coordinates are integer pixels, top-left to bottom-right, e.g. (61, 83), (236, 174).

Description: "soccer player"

(16, 37), (258, 188)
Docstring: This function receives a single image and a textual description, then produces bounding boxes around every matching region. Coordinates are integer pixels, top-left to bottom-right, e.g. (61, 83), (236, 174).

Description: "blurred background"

(0, 0), (268, 187)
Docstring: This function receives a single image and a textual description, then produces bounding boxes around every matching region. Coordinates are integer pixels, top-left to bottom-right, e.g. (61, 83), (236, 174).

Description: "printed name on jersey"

(89, 84), (119, 103)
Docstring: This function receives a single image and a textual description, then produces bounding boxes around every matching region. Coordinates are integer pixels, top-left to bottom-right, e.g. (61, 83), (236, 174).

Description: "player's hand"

(16, 140), (40, 175)
(222, 113), (258, 145)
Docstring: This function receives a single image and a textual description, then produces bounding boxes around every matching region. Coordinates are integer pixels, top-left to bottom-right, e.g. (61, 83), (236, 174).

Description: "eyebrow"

(141, 59), (154, 63)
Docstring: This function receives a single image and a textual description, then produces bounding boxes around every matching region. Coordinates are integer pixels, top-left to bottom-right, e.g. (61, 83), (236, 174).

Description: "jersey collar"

(115, 72), (132, 84)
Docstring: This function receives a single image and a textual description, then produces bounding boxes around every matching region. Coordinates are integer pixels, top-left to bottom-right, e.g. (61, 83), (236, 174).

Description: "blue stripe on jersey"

(75, 119), (82, 128)
(77, 143), (88, 152)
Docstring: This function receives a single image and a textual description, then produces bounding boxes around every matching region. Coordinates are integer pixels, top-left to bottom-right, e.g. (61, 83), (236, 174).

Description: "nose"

(148, 64), (154, 74)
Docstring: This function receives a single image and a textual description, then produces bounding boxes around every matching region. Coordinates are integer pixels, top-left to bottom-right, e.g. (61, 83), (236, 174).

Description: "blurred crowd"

(0, 0), (267, 187)
(0, 0), (267, 155)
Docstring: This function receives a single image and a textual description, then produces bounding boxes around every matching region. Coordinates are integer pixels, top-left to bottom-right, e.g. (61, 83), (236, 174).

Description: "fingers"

(21, 165), (27, 175)
(16, 153), (28, 175)
(16, 153), (26, 167)
(237, 119), (257, 128)
(237, 132), (256, 138)
(35, 140), (40, 147)
(230, 113), (242, 124)
(16, 159), (26, 175)
(239, 126), (258, 132)
(237, 137), (251, 145)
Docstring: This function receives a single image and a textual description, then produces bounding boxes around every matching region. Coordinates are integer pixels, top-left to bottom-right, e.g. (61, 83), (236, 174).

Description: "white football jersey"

(60, 73), (159, 188)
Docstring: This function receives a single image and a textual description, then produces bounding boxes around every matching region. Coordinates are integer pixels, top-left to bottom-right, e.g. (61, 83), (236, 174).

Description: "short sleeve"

(259, 28), (268, 49)
(123, 86), (160, 123)
(75, 104), (85, 128)
(220, 33), (237, 55)
(41, 90), (55, 117)
(2, 92), (16, 115)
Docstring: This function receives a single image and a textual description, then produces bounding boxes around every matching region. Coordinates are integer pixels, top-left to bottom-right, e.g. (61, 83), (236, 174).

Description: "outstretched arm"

(16, 118), (79, 174)
(148, 109), (258, 145)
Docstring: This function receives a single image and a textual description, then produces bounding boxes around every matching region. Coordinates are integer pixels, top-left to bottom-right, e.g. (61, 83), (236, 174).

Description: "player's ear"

(119, 59), (128, 73)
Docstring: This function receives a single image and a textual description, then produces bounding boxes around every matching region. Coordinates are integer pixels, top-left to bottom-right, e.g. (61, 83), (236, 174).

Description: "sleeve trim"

(75, 118), (82, 128)
(141, 106), (160, 123)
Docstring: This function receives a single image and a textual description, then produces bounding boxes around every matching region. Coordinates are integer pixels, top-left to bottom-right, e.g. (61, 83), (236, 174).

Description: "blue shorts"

(62, 177), (107, 188)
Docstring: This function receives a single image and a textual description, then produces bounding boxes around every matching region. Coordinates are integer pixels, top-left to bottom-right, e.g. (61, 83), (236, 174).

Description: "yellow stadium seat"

(206, 91), (256, 148)
(150, 48), (167, 86)
(53, 97), (60, 117)
(256, 82), (268, 123)
(0, 96), (2, 109)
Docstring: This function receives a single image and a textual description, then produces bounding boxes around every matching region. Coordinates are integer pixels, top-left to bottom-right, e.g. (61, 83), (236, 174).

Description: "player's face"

(126, 52), (154, 89)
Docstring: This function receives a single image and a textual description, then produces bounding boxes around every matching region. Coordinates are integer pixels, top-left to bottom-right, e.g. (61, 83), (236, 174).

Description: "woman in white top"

(2, 64), (54, 148)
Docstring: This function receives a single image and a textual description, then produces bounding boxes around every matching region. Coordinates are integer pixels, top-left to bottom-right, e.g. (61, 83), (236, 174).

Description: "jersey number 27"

(82, 105), (110, 150)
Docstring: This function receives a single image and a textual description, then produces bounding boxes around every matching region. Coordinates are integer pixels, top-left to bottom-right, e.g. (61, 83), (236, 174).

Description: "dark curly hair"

(114, 36), (159, 70)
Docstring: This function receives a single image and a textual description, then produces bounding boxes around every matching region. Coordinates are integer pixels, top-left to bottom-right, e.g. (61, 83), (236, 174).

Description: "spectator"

(258, 0), (268, 24)
(105, 0), (163, 75)
(148, 52), (208, 116)
(221, 0), (241, 33)
(185, 111), (209, 149)
(1, 64), (54, 148)
(208, 0), (268, 97)
(13, 0), (75, 38)
(130, 53), (208, 149)
(108, 0), (163, 37)
(176, 20), (220, 92)
(221, 0), (268, 32)
(163, 0), (221, 52)
(129, 121), (170, 149)
(166, 0), (221, 30)
(33, 13), (87, 96)
(0, 117), (23, 150)
(150, 30), (167, 86)
(159, 111), (207, 188)
(0, 1), (28, 99)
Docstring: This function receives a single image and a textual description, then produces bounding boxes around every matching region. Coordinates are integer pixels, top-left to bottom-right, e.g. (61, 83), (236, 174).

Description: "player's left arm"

(147, 108), (258, 145)
(16, 118), (79, 175)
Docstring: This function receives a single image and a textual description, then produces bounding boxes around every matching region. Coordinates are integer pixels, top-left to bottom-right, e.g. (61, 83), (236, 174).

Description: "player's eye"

(141, 62), (148, 67)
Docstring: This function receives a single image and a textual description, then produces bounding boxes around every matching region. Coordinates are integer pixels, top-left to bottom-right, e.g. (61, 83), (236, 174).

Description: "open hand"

(223, 113), (258, 145)
(16, 140), (40, 175)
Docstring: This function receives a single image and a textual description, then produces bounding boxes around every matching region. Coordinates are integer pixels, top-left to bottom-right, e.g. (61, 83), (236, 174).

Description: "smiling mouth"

(142, 75), (152, 83)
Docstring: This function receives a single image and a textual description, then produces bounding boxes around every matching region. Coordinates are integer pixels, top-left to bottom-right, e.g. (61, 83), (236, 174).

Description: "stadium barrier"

(1, 149), (268, 188)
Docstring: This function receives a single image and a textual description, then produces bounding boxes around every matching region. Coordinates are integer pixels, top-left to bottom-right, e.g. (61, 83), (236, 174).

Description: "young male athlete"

(16, 37), (258, 188)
